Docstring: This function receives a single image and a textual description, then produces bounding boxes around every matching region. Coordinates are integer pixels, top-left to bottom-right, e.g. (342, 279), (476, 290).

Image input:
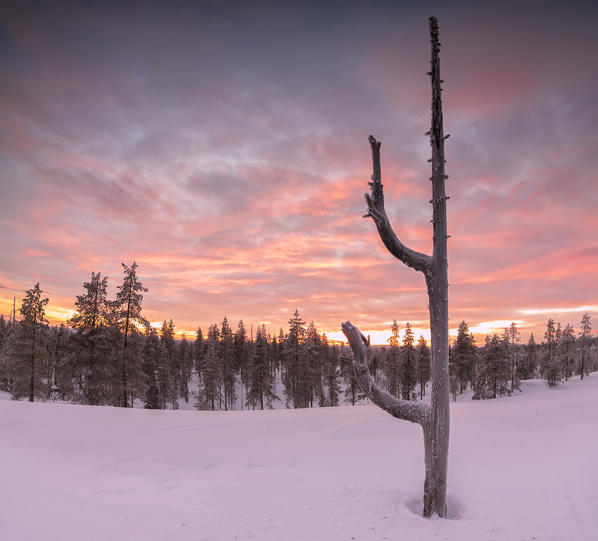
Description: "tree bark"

(342, 16), (449, 518)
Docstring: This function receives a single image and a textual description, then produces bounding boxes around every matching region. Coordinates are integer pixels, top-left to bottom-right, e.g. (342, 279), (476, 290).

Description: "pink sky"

(0, 1), (596, 343)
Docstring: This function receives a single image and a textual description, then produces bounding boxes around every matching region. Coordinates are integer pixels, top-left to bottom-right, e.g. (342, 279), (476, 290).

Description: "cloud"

(0, 0), (596, 341)
(520, 305), (598, 316)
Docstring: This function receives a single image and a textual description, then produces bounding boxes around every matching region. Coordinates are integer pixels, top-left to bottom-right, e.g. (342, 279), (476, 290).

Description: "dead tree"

(341, 17), (450, 517)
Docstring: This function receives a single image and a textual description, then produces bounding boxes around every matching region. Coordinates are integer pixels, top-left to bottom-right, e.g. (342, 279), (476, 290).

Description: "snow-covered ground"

(1, 375), (597, 541)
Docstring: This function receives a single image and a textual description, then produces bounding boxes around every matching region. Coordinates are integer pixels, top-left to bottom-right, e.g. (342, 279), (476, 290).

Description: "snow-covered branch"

(363, 135), (432, 275)
(341, 320), (431, 427)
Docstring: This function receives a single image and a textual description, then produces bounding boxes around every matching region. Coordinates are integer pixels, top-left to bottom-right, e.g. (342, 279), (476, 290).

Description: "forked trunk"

(341, 17), (450, 518)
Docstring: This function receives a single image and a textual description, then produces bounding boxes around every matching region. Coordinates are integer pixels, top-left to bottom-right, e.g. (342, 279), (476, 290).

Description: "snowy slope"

(1, 375), (597, 541)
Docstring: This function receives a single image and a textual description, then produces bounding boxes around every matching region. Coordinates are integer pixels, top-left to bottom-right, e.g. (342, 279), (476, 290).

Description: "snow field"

(1, 374), (597, 540)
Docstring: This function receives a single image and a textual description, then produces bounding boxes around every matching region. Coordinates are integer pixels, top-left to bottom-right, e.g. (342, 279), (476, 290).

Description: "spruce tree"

(560, 324), (575, 381)
(578, 313), (591, 379)
(475, 334), (510, 399)
(282, 310), (306, 408)
(369, 347), (383, 384)
(142, 326), (160, 409)
(450, 321), (476, 394)
(449, 371), (459, 401)
(45, 323), (68, 400)
(517, 333), (538, 380)
(385, 320), (401, 398)
(101, 300), (128, 405)
(13, 284), (49, 401)
(400, 322), (417, 400)
(506, 322), (520, 393)
(194, 327), (205, 380)
(555, 322), (562, 349)
(305, 321), (323, 407)
(268, 333), (278, 381)
(246, 325), (278, 409)
(1, 327), (15, 396)
(126, 328), (147, 407)
(197, 324), (221, 410)
(417, 335), (431, 400)
(277, 327), (285, 370)
(323, 334), (341, 406)
(114, 262), (148, 407)
(159, 319), (177, 409)
(219, 317), (235, 410)
(69, 272), (110, 404)
(233, 321), (248, 372)
(544, 319), (561, 388)
(178, 334), (193, 403)
(0, 315), (9, 392)
(340, 345), (359, 405)
(2, 283), (48, 402)
(0, 314), (8, 350)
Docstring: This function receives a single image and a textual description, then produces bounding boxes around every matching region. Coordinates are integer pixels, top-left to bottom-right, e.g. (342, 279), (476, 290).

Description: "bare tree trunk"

(341, 17), (449, 518)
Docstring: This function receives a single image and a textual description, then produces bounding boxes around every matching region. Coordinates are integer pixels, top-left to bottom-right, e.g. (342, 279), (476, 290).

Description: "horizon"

(1, 1), (596, 345)
(1, 285), (593, 346)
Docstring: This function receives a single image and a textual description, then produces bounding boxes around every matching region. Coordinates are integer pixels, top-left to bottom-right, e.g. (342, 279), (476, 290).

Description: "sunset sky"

(1, 0), (596, 344)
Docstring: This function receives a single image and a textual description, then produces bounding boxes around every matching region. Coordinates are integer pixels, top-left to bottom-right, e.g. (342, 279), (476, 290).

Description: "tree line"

(0, 264), (362, 410)
(447, 317), (595, 400)
(0, 264), (595, 409)
(357, 315), (595, 404)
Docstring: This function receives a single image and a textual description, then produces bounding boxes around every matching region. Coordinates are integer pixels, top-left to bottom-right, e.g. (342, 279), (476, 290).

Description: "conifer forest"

(1, 267), (595, 411)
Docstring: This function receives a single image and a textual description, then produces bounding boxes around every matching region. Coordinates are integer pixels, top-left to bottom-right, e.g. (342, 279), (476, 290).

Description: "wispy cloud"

(520, 306), (598, 316)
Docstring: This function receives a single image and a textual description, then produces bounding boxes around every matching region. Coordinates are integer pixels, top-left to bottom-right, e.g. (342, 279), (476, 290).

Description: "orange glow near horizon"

(2, 294), (594, 346)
